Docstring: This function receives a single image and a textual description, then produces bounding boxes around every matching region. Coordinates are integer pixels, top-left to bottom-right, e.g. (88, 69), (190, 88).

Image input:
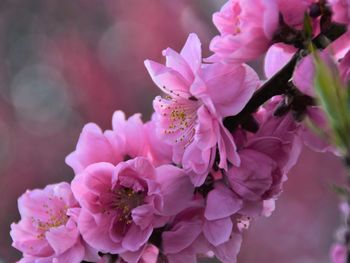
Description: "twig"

(223, 23), (347, 132)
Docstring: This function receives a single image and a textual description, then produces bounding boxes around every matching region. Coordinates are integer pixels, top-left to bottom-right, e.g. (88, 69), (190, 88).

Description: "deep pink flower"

(145, 33), (259, 186)
(66, 111), (149, 174)
(71, 157), (194, 256)
(10, 182), (98, 263)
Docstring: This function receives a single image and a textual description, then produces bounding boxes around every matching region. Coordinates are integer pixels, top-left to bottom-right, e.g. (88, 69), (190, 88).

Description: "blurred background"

(0, 1), (346, 262)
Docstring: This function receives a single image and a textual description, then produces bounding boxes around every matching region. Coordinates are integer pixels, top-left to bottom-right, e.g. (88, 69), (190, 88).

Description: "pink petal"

(163, 220), (202, 254)
(144, 60), (190, 95)
(78, 209), (123, 254)
(122, 224), (153, 252)
(180, 33), (202, 74)
(195, 106), (219, 150)
(203, 217), (233, 246)
(155, 165), (194, 216)
(54, 241), (85, 263)
(264, 44), (294, 79)
(218, 123), (240, 169)
(45, 223), (79, 255)
(214, 232), (242, 263)
(202, 63), (259, 117)
(205, 183), (242, 220)
(163, 47), (194, 83)
(65, 123), (121, 174)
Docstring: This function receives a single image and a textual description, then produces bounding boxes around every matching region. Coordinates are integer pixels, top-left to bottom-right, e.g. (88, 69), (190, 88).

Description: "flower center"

(32, 197), (69, 239)
(158, 95), (198, 147)
(113, 187), (145, 225)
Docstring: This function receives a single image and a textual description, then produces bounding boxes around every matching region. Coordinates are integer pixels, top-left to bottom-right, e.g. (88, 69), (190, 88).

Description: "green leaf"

(303, 12), (313, 41)
(313, 52), (350, 153)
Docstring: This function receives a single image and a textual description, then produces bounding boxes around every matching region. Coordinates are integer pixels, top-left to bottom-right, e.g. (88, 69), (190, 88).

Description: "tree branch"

(223, 22), (347, 132)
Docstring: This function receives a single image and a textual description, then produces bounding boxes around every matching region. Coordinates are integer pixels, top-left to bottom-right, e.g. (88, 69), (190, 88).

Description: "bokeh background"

(0, 1), (347, 262)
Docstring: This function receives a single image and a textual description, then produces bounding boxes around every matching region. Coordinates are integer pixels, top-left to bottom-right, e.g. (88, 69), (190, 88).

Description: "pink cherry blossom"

(66, 111), (149, 174)
(209, 0), (279, 62)
(71, 157), (194, 255)
(10, 182), (98, 263)
(209, 0), (315, 63)
(145, 33), (259, 186)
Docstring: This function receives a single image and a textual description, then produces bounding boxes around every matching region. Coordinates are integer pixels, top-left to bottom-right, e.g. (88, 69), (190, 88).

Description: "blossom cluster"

(10, 1), (350, 262)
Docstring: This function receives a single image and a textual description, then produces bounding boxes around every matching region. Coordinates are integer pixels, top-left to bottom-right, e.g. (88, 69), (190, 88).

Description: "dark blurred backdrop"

(0, 1), (346, 262)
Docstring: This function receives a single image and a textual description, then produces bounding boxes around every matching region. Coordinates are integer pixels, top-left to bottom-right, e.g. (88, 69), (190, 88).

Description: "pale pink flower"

(145, 33), (259, 186)
(71, 157), (194, 255)
(10, 182), (98, 263)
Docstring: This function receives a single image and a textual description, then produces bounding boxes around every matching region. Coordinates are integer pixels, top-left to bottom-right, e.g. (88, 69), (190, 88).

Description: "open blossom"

(145, 33), (259, 186)
(71, 157), (193, 259)
(209, 0), (316, 63)
(66, 111), (148, 174)
(10, 182), (98, 263)
(209, 0), (279, 62)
